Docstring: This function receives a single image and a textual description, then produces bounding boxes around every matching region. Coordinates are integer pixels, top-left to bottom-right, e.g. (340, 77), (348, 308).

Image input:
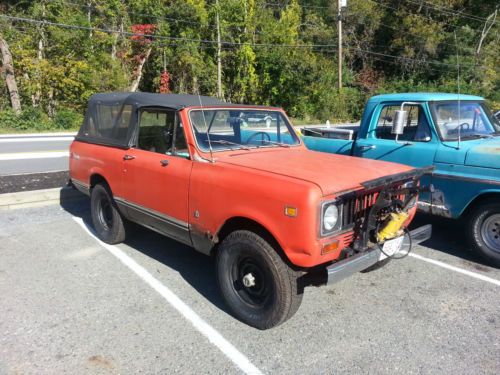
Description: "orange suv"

(70, 93), (432, 329)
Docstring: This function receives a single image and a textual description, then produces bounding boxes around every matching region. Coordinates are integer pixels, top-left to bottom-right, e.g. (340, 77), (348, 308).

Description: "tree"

(0, 36), (21, 114)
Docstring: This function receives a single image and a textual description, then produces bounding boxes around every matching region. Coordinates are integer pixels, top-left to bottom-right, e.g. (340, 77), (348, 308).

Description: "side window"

(375, 105), (431, 142)
(95, 104), (132, 143)
(137, 109), (188, 158)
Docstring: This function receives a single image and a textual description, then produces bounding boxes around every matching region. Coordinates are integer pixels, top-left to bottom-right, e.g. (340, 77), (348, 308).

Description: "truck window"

(94, 104), (132, 142)
(375, 105), (431, 142)
(137, 109), (189, 158)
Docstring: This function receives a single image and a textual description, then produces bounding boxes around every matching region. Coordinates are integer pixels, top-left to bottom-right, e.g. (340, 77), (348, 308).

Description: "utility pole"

(337, 0), (345, 91)
(216, 0), (223, 99)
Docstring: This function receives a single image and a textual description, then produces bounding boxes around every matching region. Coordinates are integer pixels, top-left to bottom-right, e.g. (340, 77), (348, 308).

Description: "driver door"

(120, 108), (192, 245)
(352, 102), (438, 204)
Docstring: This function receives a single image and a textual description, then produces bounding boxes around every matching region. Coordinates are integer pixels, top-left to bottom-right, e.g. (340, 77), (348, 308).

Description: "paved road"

(0, 134), (74, 175)
(1, 199), (499, 374)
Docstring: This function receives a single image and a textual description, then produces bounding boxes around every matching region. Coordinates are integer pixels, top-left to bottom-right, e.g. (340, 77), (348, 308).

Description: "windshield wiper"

(260, 140), (290, 148)
(210, 140), (251, 150)
(462, 134), (494, 139)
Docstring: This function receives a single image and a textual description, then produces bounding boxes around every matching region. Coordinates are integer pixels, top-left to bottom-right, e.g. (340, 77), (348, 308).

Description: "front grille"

(341, 191), (379, 227)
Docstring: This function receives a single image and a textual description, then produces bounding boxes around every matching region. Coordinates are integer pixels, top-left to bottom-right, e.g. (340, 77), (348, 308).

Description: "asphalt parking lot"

(1, 197), (499, 374)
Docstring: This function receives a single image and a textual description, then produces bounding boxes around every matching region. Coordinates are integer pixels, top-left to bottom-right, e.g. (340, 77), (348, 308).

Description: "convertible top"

(76, 92), (281, 148)
(89, 92), (227, 110)
(76, 92), (230, 147)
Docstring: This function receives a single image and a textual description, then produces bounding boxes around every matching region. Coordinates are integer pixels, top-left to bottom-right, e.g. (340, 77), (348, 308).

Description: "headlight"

(323, 204), (339, 231)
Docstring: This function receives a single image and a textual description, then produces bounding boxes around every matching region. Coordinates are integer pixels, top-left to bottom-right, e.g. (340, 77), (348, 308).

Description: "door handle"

(160, 159), (169, 167)
(359, 144), (376, 151)
(123, 154), (136, 160)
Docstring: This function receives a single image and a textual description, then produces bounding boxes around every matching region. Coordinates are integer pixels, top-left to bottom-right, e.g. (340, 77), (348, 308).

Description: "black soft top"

(76, 92), (229, 148)
(89, 92), (227, 110)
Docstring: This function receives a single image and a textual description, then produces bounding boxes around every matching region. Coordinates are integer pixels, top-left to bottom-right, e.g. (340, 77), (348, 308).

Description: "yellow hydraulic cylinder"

(376, 211), (409, 242)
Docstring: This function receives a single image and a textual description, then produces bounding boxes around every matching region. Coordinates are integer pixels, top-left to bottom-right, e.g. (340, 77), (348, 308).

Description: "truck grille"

(341, 191), (379, 227)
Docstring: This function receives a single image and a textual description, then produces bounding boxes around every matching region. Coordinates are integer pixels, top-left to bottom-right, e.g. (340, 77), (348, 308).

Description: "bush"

(0, 109), (20, 129)
(0, 107), (49, 130)
(0, 107), (83, 132)
(53, 109), (83, 130)
(18, 107), (50, 130)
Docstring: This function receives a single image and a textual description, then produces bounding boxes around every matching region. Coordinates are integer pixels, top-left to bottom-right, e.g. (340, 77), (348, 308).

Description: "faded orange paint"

(70, 106), (417, 268)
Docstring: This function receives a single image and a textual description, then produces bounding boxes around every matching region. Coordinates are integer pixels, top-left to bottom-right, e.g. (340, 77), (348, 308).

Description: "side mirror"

(392, 110), (407, 135)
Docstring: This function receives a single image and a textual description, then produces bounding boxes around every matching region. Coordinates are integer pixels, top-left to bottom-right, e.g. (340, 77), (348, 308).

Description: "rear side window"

(375, 105), (431, 142)
(80, 103), (132, 145)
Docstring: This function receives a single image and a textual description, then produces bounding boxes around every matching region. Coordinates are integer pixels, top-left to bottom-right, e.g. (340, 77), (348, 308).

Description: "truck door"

(120, 108), (193, 245)
(352, 102), (438, 204)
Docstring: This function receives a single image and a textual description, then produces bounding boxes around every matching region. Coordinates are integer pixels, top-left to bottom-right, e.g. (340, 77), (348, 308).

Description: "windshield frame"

(187, 107), (302, 153)
(429, 100), (500, 142)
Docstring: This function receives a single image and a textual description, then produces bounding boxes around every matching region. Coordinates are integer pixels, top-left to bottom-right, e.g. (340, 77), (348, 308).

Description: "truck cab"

(303, 93), (500, 266)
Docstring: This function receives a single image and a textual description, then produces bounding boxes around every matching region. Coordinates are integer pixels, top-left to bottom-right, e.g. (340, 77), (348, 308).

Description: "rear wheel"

(90, 183), (126, 244)
(467, 201), (500, 267)
(216, 230), (303, 329)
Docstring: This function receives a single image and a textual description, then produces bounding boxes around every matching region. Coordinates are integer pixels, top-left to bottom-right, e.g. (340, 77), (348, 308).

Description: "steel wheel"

(480, 213), (500, 254)
(467, 201), (500, 268)
(216, 230), (303, 329)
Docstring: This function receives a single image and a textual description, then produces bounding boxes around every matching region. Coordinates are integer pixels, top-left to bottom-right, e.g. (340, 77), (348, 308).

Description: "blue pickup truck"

(303, 93), (500, 266)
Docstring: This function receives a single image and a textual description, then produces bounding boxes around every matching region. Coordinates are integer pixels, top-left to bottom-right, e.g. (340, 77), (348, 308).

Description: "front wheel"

(216, 230), (303, 329)
(467, 201), (500, 268)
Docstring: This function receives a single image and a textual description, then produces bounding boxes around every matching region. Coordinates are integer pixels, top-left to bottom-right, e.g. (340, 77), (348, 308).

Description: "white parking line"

(0, 151), (69, 160)
(409, 252), (500, 287)
(72, 217), (263, 375)
(0, 136), (74, 143)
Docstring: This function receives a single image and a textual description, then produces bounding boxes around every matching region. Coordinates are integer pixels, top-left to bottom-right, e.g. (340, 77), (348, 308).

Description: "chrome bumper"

(326, 224), (432, 284)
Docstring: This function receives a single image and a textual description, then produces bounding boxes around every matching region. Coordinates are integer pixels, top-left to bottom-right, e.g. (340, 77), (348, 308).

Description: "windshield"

(189, 109), (300, 152)
(430, 101), (500, 141)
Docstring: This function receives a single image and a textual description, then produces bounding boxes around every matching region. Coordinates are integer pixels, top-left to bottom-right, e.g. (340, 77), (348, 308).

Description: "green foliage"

(53, 110), (83, 130)
(0, 0), (498, 130)
(0, 108), (81, 131)
(0, 107), (49, 130)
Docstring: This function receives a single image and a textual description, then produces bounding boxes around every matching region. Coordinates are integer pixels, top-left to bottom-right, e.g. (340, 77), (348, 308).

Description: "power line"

(344, 45), (481, 69)
(367, 0), (483, 32)
(0, 14), (336, 48)
(404, 0), (499, 25)
(1, 14), (487, 71)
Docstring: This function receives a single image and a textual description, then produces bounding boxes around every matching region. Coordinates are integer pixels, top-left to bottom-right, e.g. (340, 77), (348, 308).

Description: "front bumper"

(325, 224), (432, 284)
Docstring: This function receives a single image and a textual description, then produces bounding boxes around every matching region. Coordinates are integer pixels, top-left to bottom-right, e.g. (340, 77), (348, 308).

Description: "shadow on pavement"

(60, 189), (229, 315)
(60, 188), (496, 318)
(410, 212), (494, 270)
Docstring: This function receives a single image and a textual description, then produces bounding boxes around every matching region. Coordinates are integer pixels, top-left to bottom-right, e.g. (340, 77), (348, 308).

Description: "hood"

(465, 137), (500, 169)
(218, 148), (414, 196)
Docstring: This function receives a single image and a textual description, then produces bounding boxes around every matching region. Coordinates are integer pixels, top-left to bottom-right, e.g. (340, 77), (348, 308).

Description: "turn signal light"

(284, 206), (298, 217)
(322, 240), (339, 255)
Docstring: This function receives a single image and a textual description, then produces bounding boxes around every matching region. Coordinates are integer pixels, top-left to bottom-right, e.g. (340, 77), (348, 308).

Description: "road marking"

(0, 151), (69, 160)
(72, 217), (263, 375)
(0, 136), (74, 143)
(409, 252), (500, 287)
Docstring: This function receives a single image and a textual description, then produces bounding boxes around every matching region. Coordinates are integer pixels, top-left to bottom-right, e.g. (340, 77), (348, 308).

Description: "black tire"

(467, 201), (500, 267)
(360, 258), (391, 273)
(216, 230), (303, 329)
(90, 183), (126, 244)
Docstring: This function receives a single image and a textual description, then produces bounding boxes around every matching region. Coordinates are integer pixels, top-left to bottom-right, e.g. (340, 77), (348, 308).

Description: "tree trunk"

(0, 37), (22, 114)
(476, 9), (498, 57)
(129, 47), (152, 92)
(47, 88), (56, 118)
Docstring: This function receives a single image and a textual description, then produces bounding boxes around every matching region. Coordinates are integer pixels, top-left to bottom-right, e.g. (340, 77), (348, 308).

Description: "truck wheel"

(90, 183), (126, 244)
(216, 230), (303, 329)
(467, 201), (500, 267)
